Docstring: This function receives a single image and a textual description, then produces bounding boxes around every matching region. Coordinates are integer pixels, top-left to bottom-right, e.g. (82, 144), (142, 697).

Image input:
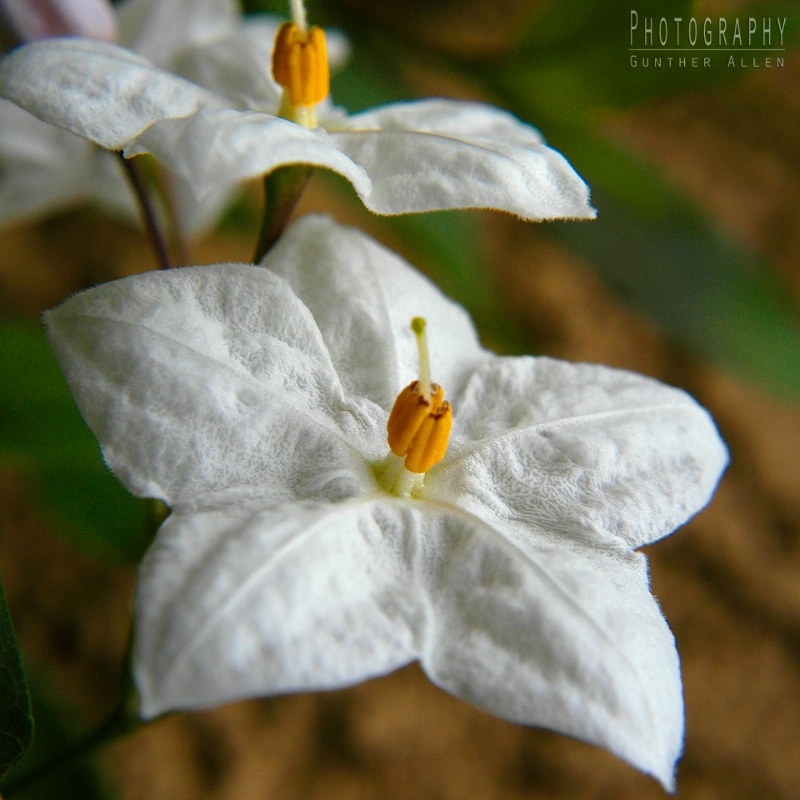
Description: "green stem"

(252, 164), (313, 263)
(118, 153), (173, 270)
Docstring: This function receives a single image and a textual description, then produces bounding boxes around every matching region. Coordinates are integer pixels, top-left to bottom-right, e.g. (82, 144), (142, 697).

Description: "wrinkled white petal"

(128, 98), (595, 221)
(45, 262), (384, 504)
(428, 356), (728, 550)
(134, 491), (681, 788)
(125, 107), (372, 198)
(0, 39), (220, 148)
(1, 0), (117, 41)
(134, 499), (417, 718)
(328, 99), (595, 219)
(263, 215), (486, 409)
(412, 506), (682, 790)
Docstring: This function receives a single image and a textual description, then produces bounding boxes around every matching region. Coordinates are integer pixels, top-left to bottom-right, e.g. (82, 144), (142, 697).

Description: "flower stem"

(252, 164), (313, 263)
(118, 153), (173, 270)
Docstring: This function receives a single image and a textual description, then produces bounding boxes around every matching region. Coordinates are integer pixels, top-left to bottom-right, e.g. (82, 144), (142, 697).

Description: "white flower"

(0, 17), (595, 221)
(44, 215), (726, 789)
(0, 0), (343, 230)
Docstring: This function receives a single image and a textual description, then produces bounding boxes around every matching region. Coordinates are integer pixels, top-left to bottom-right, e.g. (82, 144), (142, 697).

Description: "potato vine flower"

(0, 0), (594, 221)
(45, 215), (726, 789)
(0, 0), (345, 230)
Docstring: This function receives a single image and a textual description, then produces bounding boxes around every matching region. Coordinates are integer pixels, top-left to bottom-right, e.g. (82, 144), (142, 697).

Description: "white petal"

(327, 98), (595, 219)
(168, 25), (282, 112)
(124, 107), (372, 199)
(414, 506), (682, 790)
(45, 264), (383, 504)
(0, 101), (92, 222)
(0, 39), (219, 149)
(428, 356), (728, 550)
(117, 0), (240, 66)
(264, 215), (486, 409)
(0, 100), (152, 225)
(134, 499), (417, 718)
(136, 493), (683, 787)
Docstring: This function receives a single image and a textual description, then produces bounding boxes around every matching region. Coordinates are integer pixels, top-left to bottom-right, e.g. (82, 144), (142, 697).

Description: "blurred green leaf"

(547, 186), (800, 399)
(0, 578), (33, 779)
(1, 668), (113, 800)
(0, 320), (151, 563)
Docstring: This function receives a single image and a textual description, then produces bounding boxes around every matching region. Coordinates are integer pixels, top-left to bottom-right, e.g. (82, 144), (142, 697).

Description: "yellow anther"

(403, 401), (452, 474)
(385, 317), (453, 477)
(272, 22), (329, 109)
(387, 381), (444, 458)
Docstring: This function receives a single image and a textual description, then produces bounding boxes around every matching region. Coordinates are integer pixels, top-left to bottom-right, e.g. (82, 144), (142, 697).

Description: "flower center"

(380, 318), (453, 497)
(271, 0), (329, 129)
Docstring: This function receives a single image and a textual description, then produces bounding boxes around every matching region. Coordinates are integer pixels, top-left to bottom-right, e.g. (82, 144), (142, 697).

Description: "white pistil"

(290, 0), (308, 33)
(411, 317), (431, 403)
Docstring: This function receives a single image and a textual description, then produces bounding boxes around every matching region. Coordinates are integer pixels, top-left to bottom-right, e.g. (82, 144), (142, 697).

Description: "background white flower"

(0, 31), (595, 220)
(0, 0), (117, 42)
(44, 215), (726, 790)
(0, 0), (347, 231)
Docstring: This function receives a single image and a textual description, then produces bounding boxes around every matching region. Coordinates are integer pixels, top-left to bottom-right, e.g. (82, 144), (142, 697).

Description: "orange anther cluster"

(387, 380), (452, 474)
(271, 22), (329, 108)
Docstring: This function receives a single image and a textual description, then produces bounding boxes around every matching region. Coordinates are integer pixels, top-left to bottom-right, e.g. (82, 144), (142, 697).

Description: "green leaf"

(0, 320), (152, 563)
(0, 578), (33, 779)
(1, 668), (114, 800)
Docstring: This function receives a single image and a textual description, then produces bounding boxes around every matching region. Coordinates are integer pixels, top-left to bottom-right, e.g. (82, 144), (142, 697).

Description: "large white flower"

(0, 0), (338, 230)
(0, 12), (595, 221)
(44, 216), (725, 789)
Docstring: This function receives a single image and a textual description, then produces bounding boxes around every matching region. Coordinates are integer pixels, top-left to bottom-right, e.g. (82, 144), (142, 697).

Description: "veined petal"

(264, 216), (486, 410)
(327, 99), (595, 219)
(427, 356), (728, 550)
(125, 107), (372, 200)
(134, 499), (417, 718)
(45, 264), (384, 505)
(0, 39), (220, 149)
(413, 504), (683, 790)
(337, 98), (549, 147)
